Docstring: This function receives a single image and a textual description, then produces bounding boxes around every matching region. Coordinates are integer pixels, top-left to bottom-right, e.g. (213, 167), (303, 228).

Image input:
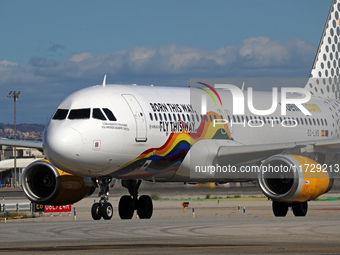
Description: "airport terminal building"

(0, 145), (43, 187)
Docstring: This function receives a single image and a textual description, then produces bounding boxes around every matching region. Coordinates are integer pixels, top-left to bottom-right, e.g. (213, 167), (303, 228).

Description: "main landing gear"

(119, 180), (153, 219)
(91, 178), (114, 220)
(272, 201), (308, 217)
(91, 178), (153, 220)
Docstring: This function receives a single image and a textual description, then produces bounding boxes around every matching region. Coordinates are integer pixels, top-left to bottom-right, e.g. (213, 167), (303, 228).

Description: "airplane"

(1, 0), (340, 220)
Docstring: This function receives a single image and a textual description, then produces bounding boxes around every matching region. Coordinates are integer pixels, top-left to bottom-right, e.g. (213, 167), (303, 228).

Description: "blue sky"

(0, 0), (332, 124)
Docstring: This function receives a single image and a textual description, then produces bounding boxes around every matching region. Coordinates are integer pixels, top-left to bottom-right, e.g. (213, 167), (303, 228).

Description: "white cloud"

(239, 37), (289, 67)
(69, 52), (93, 63)
(0, 37), (316, 88)
(0, 60), (18, 71)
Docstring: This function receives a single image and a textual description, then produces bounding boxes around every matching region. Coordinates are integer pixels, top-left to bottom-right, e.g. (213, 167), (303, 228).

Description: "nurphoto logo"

(205, 84), (311, 116)
(192, 80), (313, 129)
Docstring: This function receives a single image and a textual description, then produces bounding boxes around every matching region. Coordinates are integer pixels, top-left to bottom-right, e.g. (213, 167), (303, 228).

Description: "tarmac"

(0, 184), (340, 254)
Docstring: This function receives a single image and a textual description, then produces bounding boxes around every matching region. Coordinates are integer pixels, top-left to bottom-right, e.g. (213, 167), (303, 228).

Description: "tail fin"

(306, 0), (340, 99)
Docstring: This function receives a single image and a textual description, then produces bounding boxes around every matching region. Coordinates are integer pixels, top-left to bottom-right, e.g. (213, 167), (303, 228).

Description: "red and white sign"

(44, 205), (72, 213)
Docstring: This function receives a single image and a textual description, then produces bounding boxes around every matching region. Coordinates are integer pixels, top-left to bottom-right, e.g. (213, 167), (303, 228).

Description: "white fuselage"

(43, 84), (338, 181)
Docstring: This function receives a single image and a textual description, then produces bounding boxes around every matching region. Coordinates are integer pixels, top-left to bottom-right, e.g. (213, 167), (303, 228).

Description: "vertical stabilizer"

(306, 0), (340, 98)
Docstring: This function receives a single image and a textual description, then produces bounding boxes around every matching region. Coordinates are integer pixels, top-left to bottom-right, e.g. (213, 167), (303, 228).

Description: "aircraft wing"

(0, 138), (43, 150)
(217, 139), (340, 166)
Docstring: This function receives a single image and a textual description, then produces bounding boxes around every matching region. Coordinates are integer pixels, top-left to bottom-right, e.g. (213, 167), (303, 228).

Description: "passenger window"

(103, 108), (117, 121)
(52, 109), (69, 120)
(154, 113), (158, 121)
(149, 113), (153, 121)
(93, 108), (107, 120)
(68, 108), (91, 120)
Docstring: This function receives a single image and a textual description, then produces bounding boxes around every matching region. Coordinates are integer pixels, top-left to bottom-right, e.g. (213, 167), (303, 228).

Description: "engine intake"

(258, 154), (333, 202)
(22, 159), (96, 205)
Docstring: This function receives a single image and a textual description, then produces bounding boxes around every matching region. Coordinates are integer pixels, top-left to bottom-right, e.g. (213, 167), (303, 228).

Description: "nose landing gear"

(91, 178), (113, 220)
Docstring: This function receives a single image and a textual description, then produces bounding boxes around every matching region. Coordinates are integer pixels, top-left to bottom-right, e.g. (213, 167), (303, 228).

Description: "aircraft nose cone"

(44, 125), (83, 169)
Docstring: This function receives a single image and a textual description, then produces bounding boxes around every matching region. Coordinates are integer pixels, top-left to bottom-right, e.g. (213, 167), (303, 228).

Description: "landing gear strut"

(91, 178), (113, 220)
(118, 180), (153, 219)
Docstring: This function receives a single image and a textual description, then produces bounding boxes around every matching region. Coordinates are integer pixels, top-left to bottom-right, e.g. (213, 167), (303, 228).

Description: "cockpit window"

(68, 108), (91, 119)
(103, 108), (117, 121)
(93, 108), (107, 120)
(52, 109), (69, 120)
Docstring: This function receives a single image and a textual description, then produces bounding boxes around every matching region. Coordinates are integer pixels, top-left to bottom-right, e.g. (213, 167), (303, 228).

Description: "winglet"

(102, 75), (107, 88)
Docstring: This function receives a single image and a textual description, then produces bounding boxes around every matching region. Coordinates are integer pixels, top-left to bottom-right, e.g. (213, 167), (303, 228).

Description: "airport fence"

(1, 202), (73, 218)
(0, 202), (32, 213)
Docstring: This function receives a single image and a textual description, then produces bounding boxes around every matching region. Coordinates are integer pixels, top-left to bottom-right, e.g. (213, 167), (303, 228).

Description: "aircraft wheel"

(272, 201), (288, 217)
(102, 202), (113, 220)
(138, 195), (153, 219)
(119, 195), (134, 219)
(91, 203), (102, 220)
(292, 202), (308, 217)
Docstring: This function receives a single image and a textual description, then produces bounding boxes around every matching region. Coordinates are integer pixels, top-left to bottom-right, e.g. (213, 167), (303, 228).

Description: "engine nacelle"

(258, 154), (333, 202)
(22, 159), (96, 205)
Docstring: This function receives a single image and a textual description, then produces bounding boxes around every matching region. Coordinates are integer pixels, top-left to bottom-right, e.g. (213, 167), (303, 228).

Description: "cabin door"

(122, 94), (147, 142)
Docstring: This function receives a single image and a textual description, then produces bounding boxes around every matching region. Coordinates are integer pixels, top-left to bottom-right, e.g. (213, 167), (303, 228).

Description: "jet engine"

(22, 159), (96, 205)
(258, 154), (333, 202)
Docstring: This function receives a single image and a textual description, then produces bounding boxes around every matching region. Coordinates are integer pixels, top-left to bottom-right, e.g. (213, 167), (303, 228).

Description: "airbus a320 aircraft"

(1, 0), (340, 220)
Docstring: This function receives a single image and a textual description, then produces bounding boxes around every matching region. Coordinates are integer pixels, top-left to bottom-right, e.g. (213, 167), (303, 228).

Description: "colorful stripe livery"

(115, 111), (232, 178)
